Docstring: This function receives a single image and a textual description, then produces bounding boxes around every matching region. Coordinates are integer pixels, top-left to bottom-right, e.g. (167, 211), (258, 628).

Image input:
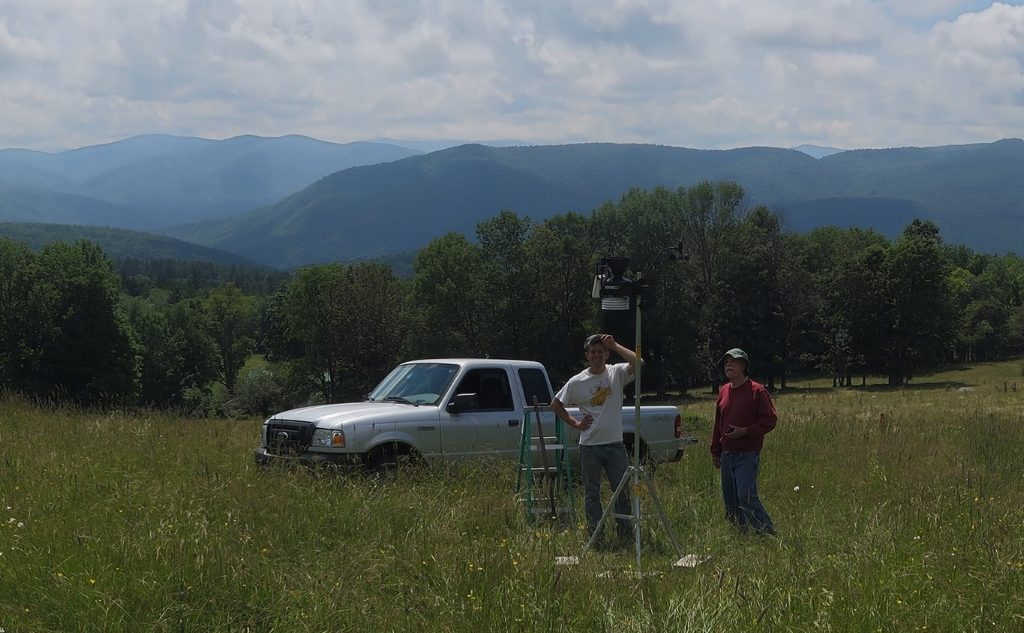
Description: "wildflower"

(793, 486), (800, 492)
(89, 579), (96, 585)
(16, 522), (23, 529)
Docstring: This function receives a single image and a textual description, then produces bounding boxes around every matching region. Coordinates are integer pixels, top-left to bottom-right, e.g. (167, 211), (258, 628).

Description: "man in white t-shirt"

(551, 333), (641, 544)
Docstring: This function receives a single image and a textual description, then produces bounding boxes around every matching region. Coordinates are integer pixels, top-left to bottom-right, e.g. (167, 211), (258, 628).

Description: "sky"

(1, 0), (1022, 152)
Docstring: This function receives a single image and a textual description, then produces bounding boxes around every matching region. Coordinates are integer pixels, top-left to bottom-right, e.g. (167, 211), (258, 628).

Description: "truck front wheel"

(367, 443), (420, 474)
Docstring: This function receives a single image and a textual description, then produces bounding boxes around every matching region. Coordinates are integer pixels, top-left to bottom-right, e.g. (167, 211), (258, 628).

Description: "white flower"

(16, 522), (23, 529)
(793, 486), (800, 491)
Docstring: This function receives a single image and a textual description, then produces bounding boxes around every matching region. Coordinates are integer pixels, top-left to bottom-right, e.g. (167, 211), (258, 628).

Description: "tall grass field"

(2, 362), (1023, 632)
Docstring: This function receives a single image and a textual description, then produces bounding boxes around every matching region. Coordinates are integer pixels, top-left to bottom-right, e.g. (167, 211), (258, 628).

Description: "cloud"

(0, 0), (1021, 151)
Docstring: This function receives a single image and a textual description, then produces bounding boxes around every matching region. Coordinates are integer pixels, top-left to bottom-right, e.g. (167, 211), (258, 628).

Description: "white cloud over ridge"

(0, 0), (1021, 151)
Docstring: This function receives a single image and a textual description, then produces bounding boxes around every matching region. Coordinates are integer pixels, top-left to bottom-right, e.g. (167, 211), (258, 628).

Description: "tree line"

(2, 181), (1022, 413)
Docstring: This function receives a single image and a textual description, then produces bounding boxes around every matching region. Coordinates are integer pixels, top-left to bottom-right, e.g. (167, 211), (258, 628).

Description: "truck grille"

(265, 420), (315, 455)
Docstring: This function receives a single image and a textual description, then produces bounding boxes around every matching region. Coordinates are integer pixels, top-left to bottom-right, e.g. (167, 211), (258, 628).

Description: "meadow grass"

(2, 362), (1023, 632)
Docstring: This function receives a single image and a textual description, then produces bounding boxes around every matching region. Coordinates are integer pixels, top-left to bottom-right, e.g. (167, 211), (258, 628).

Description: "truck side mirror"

(446, 393), (479, 414)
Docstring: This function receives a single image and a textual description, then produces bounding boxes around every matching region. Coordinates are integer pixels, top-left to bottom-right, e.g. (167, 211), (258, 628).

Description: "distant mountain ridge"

(0, 222), (260, 265)
(161, 139), (1024, 268)
(0, 134), (421, 229)
(4, 135), (1022, 269)
(368, 137), (534, 153)
(792, 144), (845, 158)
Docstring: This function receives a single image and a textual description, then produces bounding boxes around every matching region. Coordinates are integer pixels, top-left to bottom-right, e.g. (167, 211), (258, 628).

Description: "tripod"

(585, 289), (687, 569)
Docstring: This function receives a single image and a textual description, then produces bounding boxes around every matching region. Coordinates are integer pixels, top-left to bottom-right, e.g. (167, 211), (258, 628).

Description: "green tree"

(341, 262), (409, 396)
(804, 228), (892, 385)
(522, 212), (597, 384)
(678, 181), (744, 385)
(271, 262), (407, 403)
(718, 206), (788, 389)
(204, 283), (258, 395)
(275, 265), (348, 403)
(476, 211), (534, 359)
(35, 241), (140, 404)
(409, 233), (491, 357)
(127, 297), (220, 407)
(0, 239), (55, 394)
(884, 220), (956, 385)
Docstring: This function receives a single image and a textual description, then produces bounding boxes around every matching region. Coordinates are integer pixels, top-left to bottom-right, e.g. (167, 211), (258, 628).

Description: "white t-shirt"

(554, 362), (634, 446)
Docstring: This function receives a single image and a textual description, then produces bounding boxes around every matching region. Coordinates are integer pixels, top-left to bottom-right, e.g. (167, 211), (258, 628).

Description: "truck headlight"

(311, 429), (346, 448)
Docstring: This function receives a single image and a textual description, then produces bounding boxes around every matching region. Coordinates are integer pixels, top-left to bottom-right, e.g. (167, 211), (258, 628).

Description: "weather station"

(584, 243), (702, 571)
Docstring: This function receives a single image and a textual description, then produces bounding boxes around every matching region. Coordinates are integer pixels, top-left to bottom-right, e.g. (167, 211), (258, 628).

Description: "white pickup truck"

(254, 358), (694, 471)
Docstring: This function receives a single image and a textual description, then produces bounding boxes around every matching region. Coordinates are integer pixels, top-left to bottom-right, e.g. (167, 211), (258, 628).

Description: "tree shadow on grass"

(774, 380), (975, 395)
(855, 380), (974, 392)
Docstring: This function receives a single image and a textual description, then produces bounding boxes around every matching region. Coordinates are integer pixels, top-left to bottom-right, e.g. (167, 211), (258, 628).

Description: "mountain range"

(0, 134), (419, 229)
(2, 135), (1022, 269)
(163, 139), (1024, 268)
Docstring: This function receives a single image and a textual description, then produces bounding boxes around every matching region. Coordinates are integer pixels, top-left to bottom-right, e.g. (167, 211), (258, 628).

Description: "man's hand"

(575, 414), (594, 431)
(712, 453), (721, 469)
(724, 425), (748, 440)
(599, 334), (617, 349)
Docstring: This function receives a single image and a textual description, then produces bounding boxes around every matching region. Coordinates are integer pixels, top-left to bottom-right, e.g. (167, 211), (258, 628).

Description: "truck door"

(440, 367), (521, 459)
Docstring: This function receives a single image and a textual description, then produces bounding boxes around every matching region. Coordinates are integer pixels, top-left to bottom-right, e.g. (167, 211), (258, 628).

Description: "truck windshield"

(367, 363), (459, 406)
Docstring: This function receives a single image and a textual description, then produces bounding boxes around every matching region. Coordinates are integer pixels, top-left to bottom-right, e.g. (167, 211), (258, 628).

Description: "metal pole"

(632, 296), (642, 568)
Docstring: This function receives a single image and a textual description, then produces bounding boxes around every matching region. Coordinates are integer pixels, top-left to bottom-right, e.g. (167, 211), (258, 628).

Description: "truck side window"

(453, 369), (514, 411)
(518, 368), (552, 407)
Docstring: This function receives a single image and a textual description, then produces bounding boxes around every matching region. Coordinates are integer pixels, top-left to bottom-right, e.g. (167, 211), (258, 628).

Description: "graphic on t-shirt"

(589, 385), (612, 406)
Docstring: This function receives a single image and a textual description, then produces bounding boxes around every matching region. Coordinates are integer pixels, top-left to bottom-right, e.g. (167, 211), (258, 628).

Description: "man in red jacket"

(711, 348), (777, 535)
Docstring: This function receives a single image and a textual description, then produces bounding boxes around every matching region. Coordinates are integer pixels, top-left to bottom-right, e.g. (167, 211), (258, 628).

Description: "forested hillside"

(162, 139), (1024, 268)
(2, 181), (1021, 414)
(0, 223), (259, 265)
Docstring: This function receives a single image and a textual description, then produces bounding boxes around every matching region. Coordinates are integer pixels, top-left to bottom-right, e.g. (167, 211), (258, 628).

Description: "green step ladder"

(515, 397), (576, 525)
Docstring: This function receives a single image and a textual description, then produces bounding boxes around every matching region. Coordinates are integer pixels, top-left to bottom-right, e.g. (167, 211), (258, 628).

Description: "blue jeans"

(720, 451), (775, 534)
(580, 442), (632, 539)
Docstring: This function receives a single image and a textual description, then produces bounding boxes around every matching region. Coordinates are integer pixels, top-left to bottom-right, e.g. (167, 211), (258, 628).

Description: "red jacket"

(711, 378), (777, 456)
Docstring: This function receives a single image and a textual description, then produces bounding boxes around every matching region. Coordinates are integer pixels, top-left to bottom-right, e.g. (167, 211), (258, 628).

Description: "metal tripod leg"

(585, 463), (633, 550)
(640, 467), (685, 558)
(584, 463), (685, 565)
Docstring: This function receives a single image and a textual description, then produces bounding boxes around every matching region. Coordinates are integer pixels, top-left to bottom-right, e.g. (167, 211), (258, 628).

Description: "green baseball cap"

(721, 348), (749, 364)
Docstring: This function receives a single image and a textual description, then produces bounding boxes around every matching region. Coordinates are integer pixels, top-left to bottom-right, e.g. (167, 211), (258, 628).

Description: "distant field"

(2, 362), (1023, 632)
